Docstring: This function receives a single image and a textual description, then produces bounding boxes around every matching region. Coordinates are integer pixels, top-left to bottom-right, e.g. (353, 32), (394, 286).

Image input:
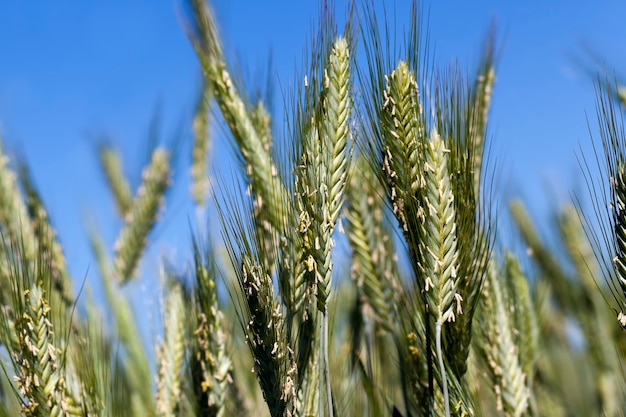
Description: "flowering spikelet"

(419, 131), (461, 324)
(381, 60), (423, 233)
(295, 36), (351, 314)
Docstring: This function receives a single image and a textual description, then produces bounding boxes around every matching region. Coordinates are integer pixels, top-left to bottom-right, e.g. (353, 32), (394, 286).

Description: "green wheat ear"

(295, 35), (352, 315)
(346, 153), (400, 332)
(0, 242), (83, 417)
(218, 183), (297, 417)
(19, 164), (74, 316)
(191, 236), (231, 417)
(380, 60), (423, 234)
(0, 140), (37, 268)
(98, 143), (133, 217)
(186, 0), (289, 233)
(191, 77), (212, 207)
(503, 253), (538, 388)
(155, 280), (187, 417)
(419, 130), (461, 325)
(240, 257), (296, 417)
(113, 147), (170, 283)
(477, 259), (530, 417)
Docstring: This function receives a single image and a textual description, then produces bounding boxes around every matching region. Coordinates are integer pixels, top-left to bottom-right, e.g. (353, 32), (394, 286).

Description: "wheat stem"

(435, 320), (450, 417)
(88, 230), (154, 414)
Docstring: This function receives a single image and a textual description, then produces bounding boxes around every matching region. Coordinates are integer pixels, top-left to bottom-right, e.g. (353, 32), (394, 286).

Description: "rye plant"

(0, 1), (626, 417)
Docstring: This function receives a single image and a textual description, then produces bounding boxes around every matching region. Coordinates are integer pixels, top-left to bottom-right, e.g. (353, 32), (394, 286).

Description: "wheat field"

(0, 1), (625, 416)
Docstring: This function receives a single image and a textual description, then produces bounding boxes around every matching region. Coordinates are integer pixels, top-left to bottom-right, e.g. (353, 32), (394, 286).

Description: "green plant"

(0, 1), (625, 417)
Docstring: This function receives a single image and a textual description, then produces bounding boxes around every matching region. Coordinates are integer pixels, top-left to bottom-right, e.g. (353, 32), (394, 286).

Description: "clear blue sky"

(0, 0), (625, 307)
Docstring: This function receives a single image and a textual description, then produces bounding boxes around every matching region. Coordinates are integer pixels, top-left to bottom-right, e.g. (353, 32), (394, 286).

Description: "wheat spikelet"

(420, 131), (463, 417)
(293, 124), (322, 314)
(156, 281), (187, 417)
(98, 143), (133, 217)
(113, 147), (170, 283)
(322, 37), (351, 227)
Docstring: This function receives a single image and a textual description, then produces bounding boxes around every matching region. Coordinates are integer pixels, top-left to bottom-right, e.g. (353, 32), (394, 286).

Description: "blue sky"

(0, 0), (625, 312)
